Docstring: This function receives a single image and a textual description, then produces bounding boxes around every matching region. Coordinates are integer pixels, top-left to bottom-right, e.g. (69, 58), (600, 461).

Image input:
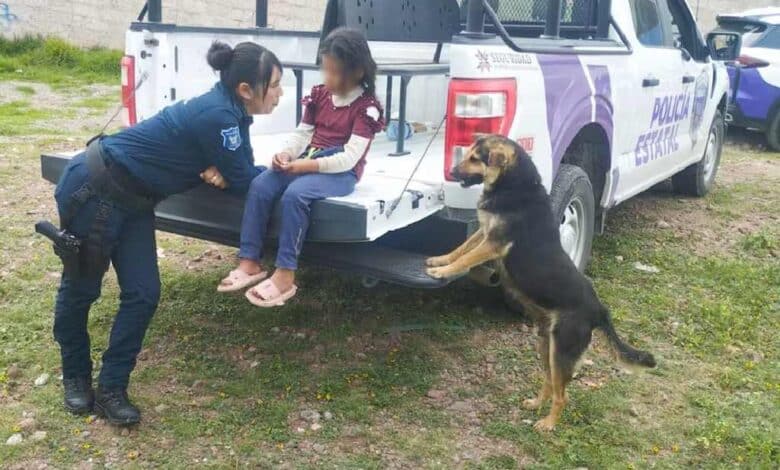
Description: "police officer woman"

(51, 41), (283, 425)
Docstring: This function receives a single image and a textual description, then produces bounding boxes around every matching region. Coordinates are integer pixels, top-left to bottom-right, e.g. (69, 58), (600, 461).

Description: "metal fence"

(462, 0), (597, 25)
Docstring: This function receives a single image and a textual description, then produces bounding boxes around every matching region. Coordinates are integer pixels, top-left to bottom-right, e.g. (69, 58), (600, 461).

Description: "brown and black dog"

(427, 135), (656, 431)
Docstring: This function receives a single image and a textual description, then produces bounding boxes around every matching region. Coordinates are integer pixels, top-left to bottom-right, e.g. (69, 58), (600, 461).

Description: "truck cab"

(40, 0), (734, 288)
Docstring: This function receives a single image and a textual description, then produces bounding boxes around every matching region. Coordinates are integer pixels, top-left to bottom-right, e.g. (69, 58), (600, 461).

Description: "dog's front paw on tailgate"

(426, 255), (450, 267)
(426, 267), (452, 279)
(533, 416), (557, 432)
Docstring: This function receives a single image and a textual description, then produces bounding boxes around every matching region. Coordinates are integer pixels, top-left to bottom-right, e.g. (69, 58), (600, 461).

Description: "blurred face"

(237, 65), (283, 115)
(321, 54), (361, 95)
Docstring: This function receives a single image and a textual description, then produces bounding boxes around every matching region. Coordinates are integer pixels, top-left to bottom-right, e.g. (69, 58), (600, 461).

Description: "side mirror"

(707, 31), (742, 61)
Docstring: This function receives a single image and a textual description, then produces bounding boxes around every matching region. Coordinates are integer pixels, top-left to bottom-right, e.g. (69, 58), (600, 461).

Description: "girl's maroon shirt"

(301, 85), (384, 180)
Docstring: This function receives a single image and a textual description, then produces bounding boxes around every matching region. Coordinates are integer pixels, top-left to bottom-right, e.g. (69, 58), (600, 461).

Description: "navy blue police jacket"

(101, 82), (263, 198)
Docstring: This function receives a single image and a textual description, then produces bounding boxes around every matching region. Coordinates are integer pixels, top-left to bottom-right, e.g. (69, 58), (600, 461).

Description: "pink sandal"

(217, 269), (268, 293)
(245, 279), (298, 307)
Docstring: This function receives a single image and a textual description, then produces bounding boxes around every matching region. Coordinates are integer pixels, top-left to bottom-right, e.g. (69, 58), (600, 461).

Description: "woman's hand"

(272, 152), (293, 171)
(200, 166), (228, 189)
(281, 159), (319, 175)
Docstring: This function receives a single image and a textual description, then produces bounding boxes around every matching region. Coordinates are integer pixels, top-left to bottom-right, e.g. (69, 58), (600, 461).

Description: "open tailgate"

(40, 130), (447, 244)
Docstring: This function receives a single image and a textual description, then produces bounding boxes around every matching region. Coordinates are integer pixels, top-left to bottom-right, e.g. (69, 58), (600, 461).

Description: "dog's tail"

(597, 308), (656, 368)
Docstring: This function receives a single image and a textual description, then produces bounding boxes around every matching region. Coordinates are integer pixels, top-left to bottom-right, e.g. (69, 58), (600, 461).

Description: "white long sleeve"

(316, 134), (371, 173)
(282, 123), (314, 158)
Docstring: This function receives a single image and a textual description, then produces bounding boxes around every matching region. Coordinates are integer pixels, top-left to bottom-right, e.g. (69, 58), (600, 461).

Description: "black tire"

(767, 109), (780, 151)
(672, 110), (725, 197)
(549, 164), (596, 272)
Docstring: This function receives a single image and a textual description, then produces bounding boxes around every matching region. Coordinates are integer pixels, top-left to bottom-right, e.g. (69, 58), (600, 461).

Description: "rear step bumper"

(42, 153), (473, 288)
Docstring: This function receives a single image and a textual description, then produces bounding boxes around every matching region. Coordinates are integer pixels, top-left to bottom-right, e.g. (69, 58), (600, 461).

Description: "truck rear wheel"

(672, 110), (724, 197)
(550, 164), (595, 272)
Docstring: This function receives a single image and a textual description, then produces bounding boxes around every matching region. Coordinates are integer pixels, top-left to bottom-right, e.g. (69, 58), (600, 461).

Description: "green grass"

(0, 92), (778, 467)
(15, 85), (36, 96)
(0, 36), (121, 85)
(0, 101), (54, 136)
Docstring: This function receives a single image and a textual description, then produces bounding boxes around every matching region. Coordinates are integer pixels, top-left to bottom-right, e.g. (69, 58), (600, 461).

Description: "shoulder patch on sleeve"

(220, 126), (242, 151)
(366, 106), (380, 121)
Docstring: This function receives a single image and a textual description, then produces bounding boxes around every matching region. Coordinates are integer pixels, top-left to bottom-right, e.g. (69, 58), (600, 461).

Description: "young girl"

(217, 27), (384, 307)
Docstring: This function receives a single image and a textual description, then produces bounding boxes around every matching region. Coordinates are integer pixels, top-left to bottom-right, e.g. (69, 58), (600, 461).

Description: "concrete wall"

(0, 0), (327, 49)
(0, 1), (778, 49)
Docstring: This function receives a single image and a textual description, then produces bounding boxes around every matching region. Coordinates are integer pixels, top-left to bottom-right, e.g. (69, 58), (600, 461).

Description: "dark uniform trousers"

(53, 152), (160, 389)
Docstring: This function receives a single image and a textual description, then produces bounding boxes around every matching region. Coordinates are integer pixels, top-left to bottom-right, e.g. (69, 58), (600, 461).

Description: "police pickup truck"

(41, 0), (739, 288)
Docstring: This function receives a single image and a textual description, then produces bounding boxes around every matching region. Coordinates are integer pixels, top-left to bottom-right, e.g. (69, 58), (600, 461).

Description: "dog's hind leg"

(523, 325), (552, 410)
(426, 229), (484, 267)
(534, 320), (591, 432)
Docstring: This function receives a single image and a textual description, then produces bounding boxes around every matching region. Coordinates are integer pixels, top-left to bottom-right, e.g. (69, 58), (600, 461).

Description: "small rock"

(300, 409), (321, 422)
(629, 406), (640, 417)
(6, 364), (22, 379)
(484, 354), (497, 364)
(295, 427), (305, 434)
(426, 389), (446, 400)
(137, 349), (150, 361)
(120, 428), (130, 437)
(310, 422), (322, 431)
(250, 361), (260, 369)
(154, 404), (169, 413)
(323, 411), (333, 420)
(34, 373), (49, 387)
(461, 450), (478, 460)
(522, 419), (534, 425)
(615, 255), (624, 262)
(355, 352), (367, 360)
(312, 443), (326, 453)
(294, 332), (306, 339)
(81, 431), (91, 438)
(656, 220), (671, 229)
(670, 321), (680, 333)
(6, 433), (23, 446)
(582, 358), (594, 367)
(18, 417), (36, 432)
(633, 261), (660, 274)
(448, 401), (471, 412)
(31, 431), (47, 442)
(270, 327), (280, 334)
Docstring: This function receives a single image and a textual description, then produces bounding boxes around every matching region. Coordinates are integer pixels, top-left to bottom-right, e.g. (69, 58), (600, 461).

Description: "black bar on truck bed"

(544, 0), (563, 38)
(148, 0), (162, 23)
(256, 0), (268, 27)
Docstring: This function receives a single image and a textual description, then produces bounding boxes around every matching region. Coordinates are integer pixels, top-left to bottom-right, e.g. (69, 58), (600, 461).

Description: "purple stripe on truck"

(537, 56), (613, 177)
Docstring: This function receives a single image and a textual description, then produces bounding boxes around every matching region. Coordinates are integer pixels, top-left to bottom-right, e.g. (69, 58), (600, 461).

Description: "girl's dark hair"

(207, 41), (282, 95)
(319, 27), (377, 95)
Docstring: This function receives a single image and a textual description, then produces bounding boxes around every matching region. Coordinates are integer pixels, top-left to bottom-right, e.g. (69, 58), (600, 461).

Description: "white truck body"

(41, 0), (732, 287)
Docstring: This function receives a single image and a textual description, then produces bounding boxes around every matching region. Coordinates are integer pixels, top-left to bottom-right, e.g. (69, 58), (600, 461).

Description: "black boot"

(95, 386), (141, 426)
(63, 376), (94, 415)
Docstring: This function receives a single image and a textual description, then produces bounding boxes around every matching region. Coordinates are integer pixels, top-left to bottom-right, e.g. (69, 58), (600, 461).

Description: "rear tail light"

(444, 78), (517, 181)
(121, 55), (137, 127)
(736, 55), (769, 69)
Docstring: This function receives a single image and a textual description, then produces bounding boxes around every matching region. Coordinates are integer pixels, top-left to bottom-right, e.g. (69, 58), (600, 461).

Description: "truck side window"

(755, 27), (780, 49)
(629, 0), (667, 47)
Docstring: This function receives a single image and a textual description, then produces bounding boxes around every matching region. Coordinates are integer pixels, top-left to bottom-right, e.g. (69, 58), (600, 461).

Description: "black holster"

(40, 139), (158, 279)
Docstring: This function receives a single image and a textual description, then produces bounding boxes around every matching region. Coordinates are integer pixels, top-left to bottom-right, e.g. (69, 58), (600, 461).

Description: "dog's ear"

(488, 149), (508, 167)
(472, 133), (490, 146)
